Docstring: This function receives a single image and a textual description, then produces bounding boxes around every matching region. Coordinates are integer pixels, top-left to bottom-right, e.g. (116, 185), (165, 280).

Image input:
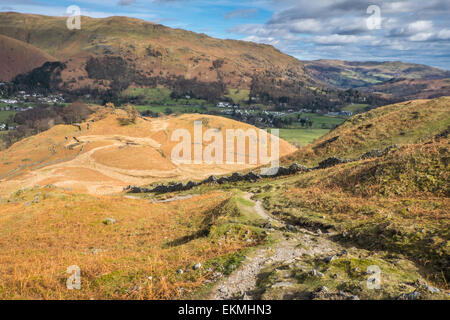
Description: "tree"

(61, 101), (92, 124)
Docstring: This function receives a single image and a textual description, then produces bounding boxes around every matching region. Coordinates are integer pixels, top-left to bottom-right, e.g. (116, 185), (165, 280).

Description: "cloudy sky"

(2, 0), (449, 69)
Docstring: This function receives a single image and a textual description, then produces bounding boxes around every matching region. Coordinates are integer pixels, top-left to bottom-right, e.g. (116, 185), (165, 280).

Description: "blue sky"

(1, 0), (449, 69)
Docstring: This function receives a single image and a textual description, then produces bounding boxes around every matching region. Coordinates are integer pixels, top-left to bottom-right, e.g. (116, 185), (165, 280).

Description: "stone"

(193, 263), (202, 270)
(309, 269), (324, 277)
(103, 217), (116, 225)
(324, 255), (337, 263)
(285, 224), (296, 232)
(398, 291), (421, 300)
(177, 269), (184, 274)
(424, 285), (440, 294)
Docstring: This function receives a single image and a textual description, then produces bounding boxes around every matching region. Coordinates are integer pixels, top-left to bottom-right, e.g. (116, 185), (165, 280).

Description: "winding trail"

(209, 192), (343, 300)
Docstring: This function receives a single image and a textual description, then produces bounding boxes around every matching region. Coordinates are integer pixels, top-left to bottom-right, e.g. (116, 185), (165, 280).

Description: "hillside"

(0, 97), (448, 300)
(283, 96), (450, 165)
(0, 12), (320, 101)
(0, 108), (296, 196)
(359, 77), (450, 100)
(304, 59), (450, 89)
(0, 34), (55, 81)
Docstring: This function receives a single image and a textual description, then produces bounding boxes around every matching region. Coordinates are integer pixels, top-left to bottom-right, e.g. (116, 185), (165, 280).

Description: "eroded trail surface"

(210, 193), (344, 300)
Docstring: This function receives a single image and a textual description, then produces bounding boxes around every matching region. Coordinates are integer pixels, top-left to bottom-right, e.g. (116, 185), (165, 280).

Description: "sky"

(1, 0), (449, 69)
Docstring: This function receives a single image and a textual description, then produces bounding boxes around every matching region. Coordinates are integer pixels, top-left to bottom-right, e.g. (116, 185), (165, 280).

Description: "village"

(0, 89), (65, 131)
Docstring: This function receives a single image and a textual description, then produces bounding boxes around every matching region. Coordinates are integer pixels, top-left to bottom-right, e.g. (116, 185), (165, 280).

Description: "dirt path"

(209, 193), (343, 300)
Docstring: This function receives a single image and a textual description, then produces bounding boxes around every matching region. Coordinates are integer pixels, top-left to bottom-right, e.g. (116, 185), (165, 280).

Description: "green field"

(282, 112), (347, 129)
(225, 88), (250, 104)
(275, 128), (330, 147)
(342, 103), (370, 113)
(0, 111), (16, 124)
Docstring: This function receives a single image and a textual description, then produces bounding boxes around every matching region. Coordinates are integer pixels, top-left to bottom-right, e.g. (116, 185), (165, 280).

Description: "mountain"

(303, 59), (450, 89)
(0, 107), (295, 196)
(0, 12), (322, 103)
(0, 34), (55, 81)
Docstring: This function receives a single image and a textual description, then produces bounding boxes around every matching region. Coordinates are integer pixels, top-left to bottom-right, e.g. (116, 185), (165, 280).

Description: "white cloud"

(408, 20), (434, 33)
(314, 34), (374, 45)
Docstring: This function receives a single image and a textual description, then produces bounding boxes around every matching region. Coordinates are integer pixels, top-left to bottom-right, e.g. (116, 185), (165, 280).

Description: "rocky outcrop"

(317, 157), (352, 169)
(359, 145), (397, 160)
(126, 144), (399, 195)
(126, 163), (310, 194)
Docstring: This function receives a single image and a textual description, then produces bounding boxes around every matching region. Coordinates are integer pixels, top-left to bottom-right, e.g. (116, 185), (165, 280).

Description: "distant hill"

(358, 77), (450, 100)
(0, 34), (55, 81)
(304, 59), (450, 89)
(283, 96), (450, 165)
(0, 12), (323, 103)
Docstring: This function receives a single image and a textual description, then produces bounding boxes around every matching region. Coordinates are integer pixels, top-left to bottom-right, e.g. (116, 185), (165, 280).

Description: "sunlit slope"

(0, 34), (55, 81)
(283, 96), (450, 166)
(0, 12), (313, 90)
(0, 109), (295, 196)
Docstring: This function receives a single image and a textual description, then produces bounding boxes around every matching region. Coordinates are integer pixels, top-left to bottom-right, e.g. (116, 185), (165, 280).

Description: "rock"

(103, 217), (116, 225)
(218, 286), (228, 293)
(24, 201), (32, 207)
(243, 171), (261, 182)
(271, 282), (294, 288)
(316, 229), (322, 235)
(285, 224), (296, 232)
(229, 172), (244, 182)
(309, 269), (324, 277)
(398, 291), (421, 300)
(424, 285), (440, 294)
(193, 263), (202, 270)
(318, 157), (352, 169)
(288, 163), (310, 173)
(324, 255), (337, 263)
(202, 175), (218, 184)
(33, 195), (39, 203)
(177, 269), (184, 274)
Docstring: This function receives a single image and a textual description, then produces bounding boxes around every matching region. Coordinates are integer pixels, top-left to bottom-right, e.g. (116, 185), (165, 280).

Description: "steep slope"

(283, 96), (450, 165)
(304, 59), (450, 89)
(0, 34), (55, 81)
(0, 108), (296, 196)
(0, 12), (314, 92)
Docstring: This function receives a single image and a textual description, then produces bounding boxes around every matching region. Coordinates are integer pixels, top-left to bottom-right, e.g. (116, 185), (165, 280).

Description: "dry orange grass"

(0, 188), (256, 299)
(0, 109), (296, 197)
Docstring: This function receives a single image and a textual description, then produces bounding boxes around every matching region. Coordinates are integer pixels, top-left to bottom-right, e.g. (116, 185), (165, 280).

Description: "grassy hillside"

(283, 96), (450, 165)
(0, 96), (448, 299)
(0, 106), (296, 197)
(0, 34), (55, 81)
(0, 12), (314, 93)
(0, 187), (269, 299)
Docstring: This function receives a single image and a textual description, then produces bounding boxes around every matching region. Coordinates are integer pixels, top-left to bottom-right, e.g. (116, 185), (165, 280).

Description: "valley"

(0, 11), (448, 302)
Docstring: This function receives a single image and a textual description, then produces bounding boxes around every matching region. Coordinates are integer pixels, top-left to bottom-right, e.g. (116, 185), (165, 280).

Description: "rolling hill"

(0, 34), (55, 81)
(0, 12), (315, 95)
(304, 59), (450, 89)
(359, 77), (450, 100)
(0, 107), (295, 196)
